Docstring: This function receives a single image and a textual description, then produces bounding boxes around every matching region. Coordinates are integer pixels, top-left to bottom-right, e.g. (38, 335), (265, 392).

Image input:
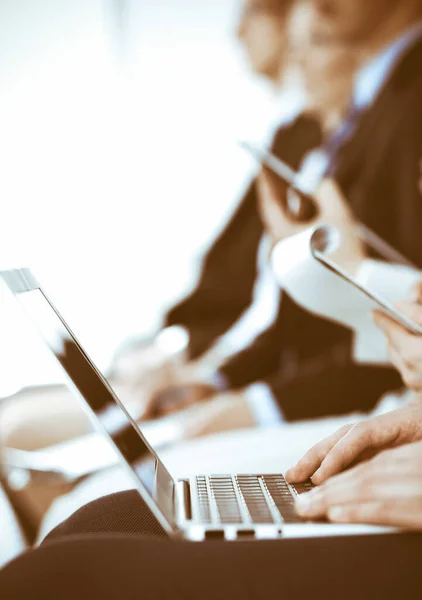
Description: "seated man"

(127, 0), (422, 431)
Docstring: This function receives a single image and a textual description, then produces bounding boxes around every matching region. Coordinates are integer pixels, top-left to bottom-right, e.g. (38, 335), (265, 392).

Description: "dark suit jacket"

(165, 115), (322, 358)
(220, 35), (422, 420)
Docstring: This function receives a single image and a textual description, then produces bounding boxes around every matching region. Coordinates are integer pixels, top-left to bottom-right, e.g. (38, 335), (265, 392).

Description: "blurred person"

(260, 0), (422, 413)
(113, 0), (305, 406)
(154, 0), (422, 436)
(115, 0), (298, 371)
(139, 0), (421, 432)
(124, 1), (359, 417)
(236, 0), (294, 84)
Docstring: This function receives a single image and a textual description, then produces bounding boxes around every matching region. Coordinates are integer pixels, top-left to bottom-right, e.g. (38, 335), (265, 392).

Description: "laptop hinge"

(176, 479), (192, 523)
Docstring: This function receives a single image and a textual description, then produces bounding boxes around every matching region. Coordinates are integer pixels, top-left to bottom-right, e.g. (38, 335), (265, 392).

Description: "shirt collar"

(353, 21), (422, 110)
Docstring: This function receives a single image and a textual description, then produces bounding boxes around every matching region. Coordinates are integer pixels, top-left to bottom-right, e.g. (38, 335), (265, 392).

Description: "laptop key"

(263, 474), (303, 524)
(236, 476), (274, 524)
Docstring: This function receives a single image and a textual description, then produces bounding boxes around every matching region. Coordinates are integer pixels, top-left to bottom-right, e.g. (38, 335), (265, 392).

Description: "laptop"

(1, 268), (393, 541)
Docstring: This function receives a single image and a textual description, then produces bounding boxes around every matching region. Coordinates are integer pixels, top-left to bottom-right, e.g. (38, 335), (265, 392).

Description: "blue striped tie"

(324, 105), (363, 176)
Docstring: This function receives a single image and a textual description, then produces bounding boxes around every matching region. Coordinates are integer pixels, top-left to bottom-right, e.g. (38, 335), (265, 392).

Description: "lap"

(1, 530), (421, 600)
(44, 490), (168, 541)
(2, 490), (420, 600)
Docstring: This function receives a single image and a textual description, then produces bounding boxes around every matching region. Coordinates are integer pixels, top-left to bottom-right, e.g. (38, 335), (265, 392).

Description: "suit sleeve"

(342, 98), (422, 268)
(222, 289), (403, 422)
(390, 105), (422, 266)
(164, 182), (264, 359)
(218, 293), (286, 388)
(264, 360), (403, 422)
(208, 118), (325, 385)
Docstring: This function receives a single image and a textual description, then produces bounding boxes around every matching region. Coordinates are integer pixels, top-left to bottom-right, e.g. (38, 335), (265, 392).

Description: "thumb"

(316, 178), (352, 221)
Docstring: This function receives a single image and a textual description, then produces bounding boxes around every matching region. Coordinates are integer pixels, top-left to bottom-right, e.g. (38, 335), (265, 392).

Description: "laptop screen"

(11, 278), (176, 533)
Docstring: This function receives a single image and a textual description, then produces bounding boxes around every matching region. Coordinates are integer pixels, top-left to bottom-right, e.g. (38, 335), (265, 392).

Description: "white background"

(0, 0), (288, 393)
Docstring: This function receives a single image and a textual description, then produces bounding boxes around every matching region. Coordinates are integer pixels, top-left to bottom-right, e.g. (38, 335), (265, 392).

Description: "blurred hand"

(113, 341), (178, 393)
(143, 379), (218, 420)
(257, 174), (365, 274)
(374, 299), (422, 392)
(286, 397), (422, 485)
(183, 392), (256, 439)
(294, 441), (422, 530)
(112, 339), (218, 420)
(112, 343), (164, 380)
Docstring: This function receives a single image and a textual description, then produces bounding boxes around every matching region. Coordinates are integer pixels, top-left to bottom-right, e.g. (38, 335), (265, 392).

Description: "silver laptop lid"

(1, 268), (177, 535)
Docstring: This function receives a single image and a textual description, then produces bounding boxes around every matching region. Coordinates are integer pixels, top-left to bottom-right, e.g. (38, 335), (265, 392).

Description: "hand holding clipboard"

(241, 141), (422, 339)
(241, 141), (416, 268)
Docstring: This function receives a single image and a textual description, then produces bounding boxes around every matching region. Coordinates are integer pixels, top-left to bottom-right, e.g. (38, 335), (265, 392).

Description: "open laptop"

(1, 268), (393, 541)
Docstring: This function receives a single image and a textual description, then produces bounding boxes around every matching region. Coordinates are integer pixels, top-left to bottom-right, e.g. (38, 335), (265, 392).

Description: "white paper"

(271, 226), (422, 364)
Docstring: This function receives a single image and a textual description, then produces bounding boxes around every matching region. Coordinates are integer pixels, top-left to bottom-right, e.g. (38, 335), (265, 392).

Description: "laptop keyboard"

(194, 474), (313, 525)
